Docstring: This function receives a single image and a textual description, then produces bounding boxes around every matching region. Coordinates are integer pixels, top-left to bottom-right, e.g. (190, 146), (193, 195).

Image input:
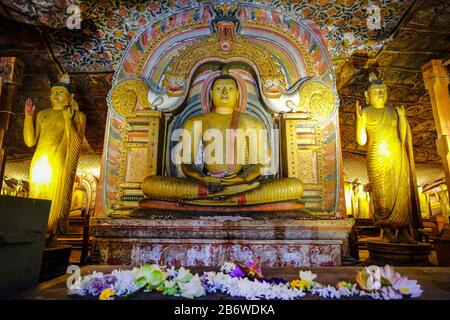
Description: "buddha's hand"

(220, 175), (246, 185)
(202, 175), (222, 185)
(63, 106), (75, 120)
(200, 175), (222, 193)
(24, 98), (36, 117)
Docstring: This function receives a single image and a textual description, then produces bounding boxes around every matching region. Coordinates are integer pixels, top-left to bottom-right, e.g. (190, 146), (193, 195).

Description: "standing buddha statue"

(23, 73), (86, 246)
(355, 73), (422, 243)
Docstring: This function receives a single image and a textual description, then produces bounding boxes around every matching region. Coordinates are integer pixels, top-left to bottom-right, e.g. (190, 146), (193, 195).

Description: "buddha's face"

(211, 79), (239, 112)
(50, 86), (71, 110)
(365, 84), (387, 109)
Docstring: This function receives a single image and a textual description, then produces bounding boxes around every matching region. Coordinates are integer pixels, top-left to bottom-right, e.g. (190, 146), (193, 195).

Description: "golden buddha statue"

(343, 174), (355, 217)
(356, 73), (422, 243)
(353, 183), (372, 219)
(142, 72), (304, 206)
(24, 73), (86, 246)
(438, 184), (450, 218)
(70, 186), (88, 217)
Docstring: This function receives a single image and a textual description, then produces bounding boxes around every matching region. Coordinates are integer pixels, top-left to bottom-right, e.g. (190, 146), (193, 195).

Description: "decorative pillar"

(114, 110), (164, 210)
(422, 60), (450, 192)
(0, 57), (25, 185)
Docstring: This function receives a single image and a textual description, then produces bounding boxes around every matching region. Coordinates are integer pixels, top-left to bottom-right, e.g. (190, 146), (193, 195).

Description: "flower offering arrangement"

(68, 260), (423, 300)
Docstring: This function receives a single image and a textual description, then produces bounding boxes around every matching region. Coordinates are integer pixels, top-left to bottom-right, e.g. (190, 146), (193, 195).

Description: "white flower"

(380, 286), (403, 300)
(299, 270), (317, 285)
(202, 271), (305, 300)
(112, 268), (140, 296)
(336, 283), (359, 298)
(366, 275), (381, 291)
(165, 280), (176, 289)
(166, 266), (178, 278)
(178, 274), (206, 299)
(174, 267), (193, 283)
(393, 277), (423, 298)
(361, 265), (382, 291)
(311, 284), (358, 299)
(220, 262), (236, 274)
(366, 291), (383, 300)
(365, 266), (381, 281)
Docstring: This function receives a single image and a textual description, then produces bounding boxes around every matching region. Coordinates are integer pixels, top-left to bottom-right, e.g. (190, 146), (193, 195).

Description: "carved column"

(114, 110), (164, 210)
(0, 57), (25, 185)
(422, 60), (450, 192)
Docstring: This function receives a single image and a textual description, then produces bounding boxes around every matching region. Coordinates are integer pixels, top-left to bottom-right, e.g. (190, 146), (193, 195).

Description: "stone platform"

(8, 265), (450, 300)
(90, 216), (354, 267)
(134, 199), (306, 219)
(365, 240), (433, 266)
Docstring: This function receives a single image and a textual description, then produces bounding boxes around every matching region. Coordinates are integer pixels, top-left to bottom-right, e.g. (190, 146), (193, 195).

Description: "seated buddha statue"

(142, 71), (304, 206)
(69, 187), (88, 217)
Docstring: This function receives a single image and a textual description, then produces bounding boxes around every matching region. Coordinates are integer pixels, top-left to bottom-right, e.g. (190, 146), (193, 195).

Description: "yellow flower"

(99, 288), (115, 300)
(290, 279), (309, 290)
(337, 281), (352, 290)
(156, 286), (164, 292)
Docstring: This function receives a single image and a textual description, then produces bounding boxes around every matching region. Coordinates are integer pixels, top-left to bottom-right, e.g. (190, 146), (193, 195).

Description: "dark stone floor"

(7, 265), (450, 300)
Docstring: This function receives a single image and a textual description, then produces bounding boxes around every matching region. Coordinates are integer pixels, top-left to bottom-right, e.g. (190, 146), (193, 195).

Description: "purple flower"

(90, 275), (117, 296)
(104, 275), (117, 286)
(229, 260), (262, 278)
(229, 265), (245, 278)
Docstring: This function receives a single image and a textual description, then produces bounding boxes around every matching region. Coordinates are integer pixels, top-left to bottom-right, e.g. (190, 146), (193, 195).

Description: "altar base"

(39, 245), (72, 282)
(90, 217), (353, 267)
(365, 240), (433, 266)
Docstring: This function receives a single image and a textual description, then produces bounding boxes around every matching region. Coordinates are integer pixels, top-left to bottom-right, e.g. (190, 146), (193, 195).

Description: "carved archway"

(97, 2), (344, 216)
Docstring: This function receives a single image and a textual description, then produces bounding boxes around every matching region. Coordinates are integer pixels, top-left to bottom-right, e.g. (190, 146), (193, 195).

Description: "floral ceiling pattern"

(0, 0), (414, 72)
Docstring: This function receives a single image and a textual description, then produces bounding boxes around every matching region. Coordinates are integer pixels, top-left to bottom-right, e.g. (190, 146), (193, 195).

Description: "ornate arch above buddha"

(98, 2), (345, 217)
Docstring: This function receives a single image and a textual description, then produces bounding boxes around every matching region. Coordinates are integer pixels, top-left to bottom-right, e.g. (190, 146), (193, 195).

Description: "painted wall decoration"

(98, 1), (347, 217)
(0, 0), (414, 72)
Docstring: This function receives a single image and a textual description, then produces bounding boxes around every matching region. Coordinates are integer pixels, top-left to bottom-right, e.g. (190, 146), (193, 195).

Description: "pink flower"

(393, 277), (423, 298)
(380, 265), (401, 286)
(380, 286), (403, 300)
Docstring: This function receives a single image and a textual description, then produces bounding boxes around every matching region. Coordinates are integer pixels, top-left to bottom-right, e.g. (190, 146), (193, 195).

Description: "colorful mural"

(0, 0), (414, 72)
(97, 1), (345, 217)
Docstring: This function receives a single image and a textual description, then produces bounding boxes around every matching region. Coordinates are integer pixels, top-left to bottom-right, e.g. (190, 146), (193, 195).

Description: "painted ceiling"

(1, 0), (449, 166)
(1, 0), (414, 72)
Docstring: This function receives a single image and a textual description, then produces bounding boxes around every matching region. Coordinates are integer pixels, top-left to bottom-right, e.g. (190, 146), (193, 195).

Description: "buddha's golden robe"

(143, 111), (303, 205)
(354, 185), (371, 219)
(363, 106), (420, 228)
(344, 181), (354, 216)
(24, 108), (86, 235)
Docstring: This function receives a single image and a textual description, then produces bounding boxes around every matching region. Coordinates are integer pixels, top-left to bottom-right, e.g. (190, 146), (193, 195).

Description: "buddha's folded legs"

(142, 176), (259, 201)
(143, 175), (303, 205)
(143, 176), (203, 201)
(185, 178), (304, 206)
